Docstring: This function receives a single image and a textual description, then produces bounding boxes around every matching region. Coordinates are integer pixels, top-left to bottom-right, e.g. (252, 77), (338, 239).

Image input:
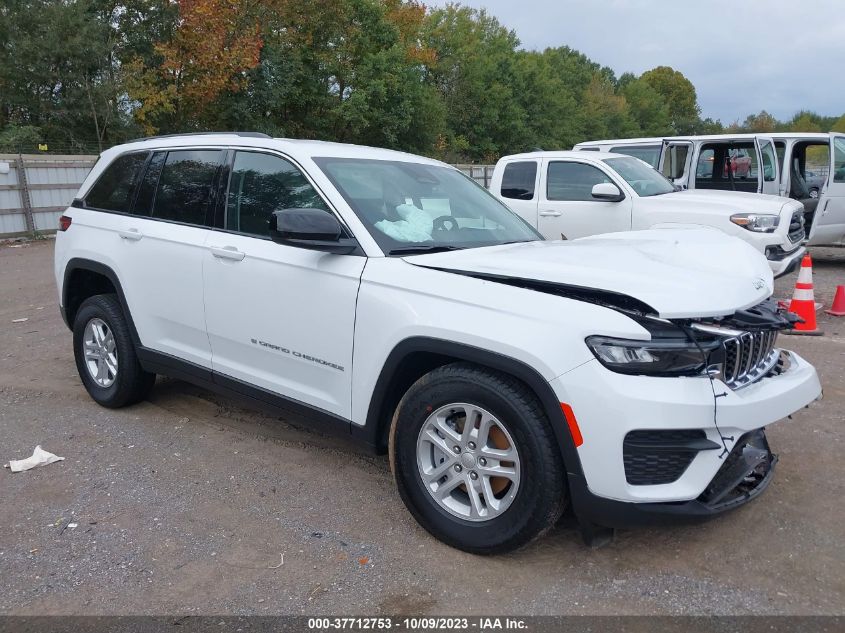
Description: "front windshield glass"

(313, 158), (540, 254)
(604, 156), (675, 197)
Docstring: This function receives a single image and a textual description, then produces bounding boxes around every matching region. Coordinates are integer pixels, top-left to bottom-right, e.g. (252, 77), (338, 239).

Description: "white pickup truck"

(490, 151), (806, 277)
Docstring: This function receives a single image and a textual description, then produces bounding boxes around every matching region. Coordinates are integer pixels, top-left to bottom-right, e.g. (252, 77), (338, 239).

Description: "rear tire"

(73, 294), (155, 408)
(389, 363), (566, 554)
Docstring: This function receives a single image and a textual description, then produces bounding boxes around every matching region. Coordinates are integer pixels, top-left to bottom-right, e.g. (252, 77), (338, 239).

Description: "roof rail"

(127, 131), (272, 143)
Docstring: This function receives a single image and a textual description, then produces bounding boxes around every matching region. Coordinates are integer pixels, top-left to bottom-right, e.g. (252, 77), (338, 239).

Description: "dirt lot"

(1, 239), (843, 616)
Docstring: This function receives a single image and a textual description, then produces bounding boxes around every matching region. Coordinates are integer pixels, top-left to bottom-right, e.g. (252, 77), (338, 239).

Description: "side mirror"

(591, 182), (625, 202)
(269, 208), (357, 254)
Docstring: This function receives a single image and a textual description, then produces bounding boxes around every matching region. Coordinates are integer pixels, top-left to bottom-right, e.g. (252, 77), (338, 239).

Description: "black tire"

(389, 362), (566, 554)
(73, 294), (155, 408)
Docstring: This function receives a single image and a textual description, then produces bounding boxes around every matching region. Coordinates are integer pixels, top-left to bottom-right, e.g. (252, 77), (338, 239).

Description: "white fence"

(0, 155), (497, 239)
(0, 154), (97, 238)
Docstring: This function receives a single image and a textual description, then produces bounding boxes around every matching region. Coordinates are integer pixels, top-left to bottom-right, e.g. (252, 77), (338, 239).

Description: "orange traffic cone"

(784, 254), (823, 335)
(826, 285), (845, 317)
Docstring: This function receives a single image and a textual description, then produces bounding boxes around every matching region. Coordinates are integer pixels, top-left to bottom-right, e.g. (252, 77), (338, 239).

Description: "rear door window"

(85, 152), (148, 213)
(500, 161), (538, 200)
(132, 151), (167, 217)
(152, 150), (223, 226)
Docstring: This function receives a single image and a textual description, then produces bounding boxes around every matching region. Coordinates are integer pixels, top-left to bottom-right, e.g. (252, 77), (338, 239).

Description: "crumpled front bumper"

(549, 349), (821, 527)
(567, 429), (779, 528)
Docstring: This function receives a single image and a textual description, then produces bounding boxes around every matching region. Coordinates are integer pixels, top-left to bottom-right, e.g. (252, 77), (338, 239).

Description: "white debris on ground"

(4, 445), (65, 472)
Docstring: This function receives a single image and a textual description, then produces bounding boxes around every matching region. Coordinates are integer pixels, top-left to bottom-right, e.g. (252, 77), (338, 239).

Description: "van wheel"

(73, 294), (155, 408)
(389, 363), (566, 554)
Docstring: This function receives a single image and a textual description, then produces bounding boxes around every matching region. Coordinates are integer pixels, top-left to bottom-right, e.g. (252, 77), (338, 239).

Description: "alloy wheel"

(83, 318), (118, 388)
(416, 402), (521, 522)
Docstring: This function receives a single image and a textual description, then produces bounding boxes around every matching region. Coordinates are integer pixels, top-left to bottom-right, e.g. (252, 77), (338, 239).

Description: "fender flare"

(62, 258), (142, 346)
(359, 336), (586, 484)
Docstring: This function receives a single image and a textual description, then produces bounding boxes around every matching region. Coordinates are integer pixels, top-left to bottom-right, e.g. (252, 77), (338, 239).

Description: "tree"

(125, 0), (263, 134)
(580, 74), (638, 141)
(640, 66), (700, 134)
(620, 76), (672, 136)
(424, 5), (527, 161)
(694, 117), (724, 134)
(740, 110), (778, 133)
(789, 111), (823, 133)
(832, 114), (845, 133)
(0, 0), (129, 150)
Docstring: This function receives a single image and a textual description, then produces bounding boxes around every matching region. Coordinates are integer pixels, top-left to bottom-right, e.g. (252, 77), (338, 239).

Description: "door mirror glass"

(591, 182), (624, 201)
(270, 208), (356, 254)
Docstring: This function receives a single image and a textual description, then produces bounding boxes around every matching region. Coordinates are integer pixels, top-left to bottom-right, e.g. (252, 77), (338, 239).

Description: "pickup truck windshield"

(314, 158), (540, 254)
(604, 156), (676, 197)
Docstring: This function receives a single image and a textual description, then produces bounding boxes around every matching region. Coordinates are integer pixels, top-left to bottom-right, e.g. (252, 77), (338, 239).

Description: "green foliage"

(0, 1), (831, 160)
(620, 77), (673, 136)
(832, 114), (845, 133)
(640, 66), (701, 135)
(0, 125), (43, 152)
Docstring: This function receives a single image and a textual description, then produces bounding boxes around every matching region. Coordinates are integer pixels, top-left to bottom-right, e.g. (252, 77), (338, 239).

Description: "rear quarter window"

(84, 152), (149, 213)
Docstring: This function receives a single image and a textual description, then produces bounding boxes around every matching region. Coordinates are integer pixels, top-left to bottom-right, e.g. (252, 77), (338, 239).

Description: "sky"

(425, 0), (843, 124)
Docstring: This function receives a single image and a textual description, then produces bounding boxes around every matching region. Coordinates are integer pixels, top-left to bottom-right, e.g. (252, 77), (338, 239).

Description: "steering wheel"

(432, 215), (460, 232)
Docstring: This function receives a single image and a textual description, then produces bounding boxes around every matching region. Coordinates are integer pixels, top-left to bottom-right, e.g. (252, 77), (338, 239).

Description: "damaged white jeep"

(55, 134), (822, 552)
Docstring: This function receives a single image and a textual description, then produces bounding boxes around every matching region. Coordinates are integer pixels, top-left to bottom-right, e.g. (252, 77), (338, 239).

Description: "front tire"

(73, 294), (155, 408)
(389, 363), (566, 554)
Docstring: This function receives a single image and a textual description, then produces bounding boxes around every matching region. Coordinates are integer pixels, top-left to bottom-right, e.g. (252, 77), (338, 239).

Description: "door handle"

(539, 210), (562, 217)
(210, 245), (245, 261)
(118, 228), (143, 241)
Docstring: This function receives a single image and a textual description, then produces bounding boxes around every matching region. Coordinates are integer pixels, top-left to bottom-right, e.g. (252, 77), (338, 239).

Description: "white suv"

(490, 151), (806, 277)
(55, 133), (821, 552)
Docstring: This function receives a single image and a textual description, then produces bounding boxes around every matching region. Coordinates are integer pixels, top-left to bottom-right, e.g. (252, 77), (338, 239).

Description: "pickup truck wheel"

(73, 294), (155, 408)
(389, 363), (566, 554)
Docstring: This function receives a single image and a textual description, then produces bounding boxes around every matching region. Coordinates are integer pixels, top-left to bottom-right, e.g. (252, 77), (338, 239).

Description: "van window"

(500, 161), (537, 200)
(661, 144), (690, 180)
(152, 150), (222, 226)
(760, 141), (777, 182)
(85, 152), (148, 213)
(834, 137), (845, 183)
(610, 145), (661, 168)
(226, 151), (327, 237)
(546, 162), (612, 201)
(694, 143), (758, 192)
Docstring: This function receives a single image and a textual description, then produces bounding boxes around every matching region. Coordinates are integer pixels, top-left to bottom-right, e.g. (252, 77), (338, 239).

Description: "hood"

(661, 189), (792, 214)
(404, 228), (773, 319)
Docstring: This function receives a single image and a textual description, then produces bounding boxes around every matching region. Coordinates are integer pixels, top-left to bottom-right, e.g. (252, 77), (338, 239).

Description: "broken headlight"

(586, 335), (721, 377)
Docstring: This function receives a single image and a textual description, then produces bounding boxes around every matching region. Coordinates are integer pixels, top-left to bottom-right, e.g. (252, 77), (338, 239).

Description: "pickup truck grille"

(722, 330), (779, 389)
(788, 210), (805, 243)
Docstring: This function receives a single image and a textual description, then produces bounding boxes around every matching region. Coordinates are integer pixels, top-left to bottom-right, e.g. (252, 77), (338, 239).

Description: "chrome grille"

(788, 210), (805, 243)
(721, 330), (779, 389)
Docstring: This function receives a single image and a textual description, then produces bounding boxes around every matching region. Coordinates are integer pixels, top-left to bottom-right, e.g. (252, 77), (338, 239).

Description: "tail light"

(59, 215), (72, 231)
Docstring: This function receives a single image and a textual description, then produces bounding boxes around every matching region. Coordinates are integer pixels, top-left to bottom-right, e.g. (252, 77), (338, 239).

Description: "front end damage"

(541, 290), (821, 541)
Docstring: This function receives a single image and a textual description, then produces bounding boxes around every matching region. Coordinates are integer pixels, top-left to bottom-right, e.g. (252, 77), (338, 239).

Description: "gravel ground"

(0, 239), (843, 616)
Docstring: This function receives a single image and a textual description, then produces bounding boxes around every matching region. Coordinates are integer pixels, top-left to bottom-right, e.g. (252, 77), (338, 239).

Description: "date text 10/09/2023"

(307, 617), (528, 631)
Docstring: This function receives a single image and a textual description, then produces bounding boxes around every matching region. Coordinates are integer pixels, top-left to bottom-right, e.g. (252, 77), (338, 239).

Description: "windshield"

(603, 156), (676, 197)
(313, 158), (540, 254)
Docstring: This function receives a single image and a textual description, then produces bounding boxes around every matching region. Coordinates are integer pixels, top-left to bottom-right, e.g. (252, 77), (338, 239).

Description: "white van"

(574, 133), (845, 245)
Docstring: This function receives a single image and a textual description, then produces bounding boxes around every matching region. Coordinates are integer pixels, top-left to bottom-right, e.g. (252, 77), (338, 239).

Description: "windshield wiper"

(388, 245), (465, 256)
